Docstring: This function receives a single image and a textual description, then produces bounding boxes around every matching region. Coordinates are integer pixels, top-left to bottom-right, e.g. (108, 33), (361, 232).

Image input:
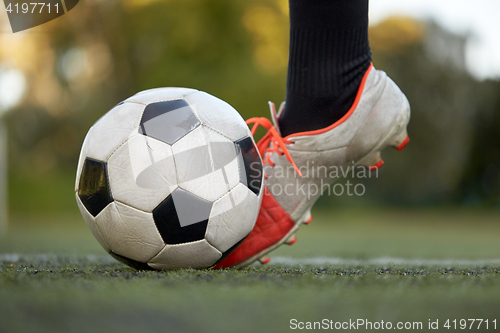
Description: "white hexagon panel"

(85, 102), (145, 162)
(184, 91), (249, 141)
(148, 239), (222, 270)
(107, 134), (177, 213)
(75, 102), (145, 191)
(75, 193), (110, 252)
(94, 202), (165, 263)
(124, 87), (198, 105)
(172, 126), (241, 202)
(205, 183), (260, 253)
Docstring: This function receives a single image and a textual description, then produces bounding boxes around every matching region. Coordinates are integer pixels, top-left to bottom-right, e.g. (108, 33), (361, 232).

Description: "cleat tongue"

(259, 256), (271, 265)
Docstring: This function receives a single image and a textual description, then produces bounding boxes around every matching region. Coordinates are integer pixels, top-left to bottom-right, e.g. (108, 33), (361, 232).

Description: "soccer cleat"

(214, 64), (411, 268)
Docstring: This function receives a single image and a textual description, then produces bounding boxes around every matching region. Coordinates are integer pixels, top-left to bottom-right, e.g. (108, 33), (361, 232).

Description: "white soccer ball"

(75, 88), (263, 270)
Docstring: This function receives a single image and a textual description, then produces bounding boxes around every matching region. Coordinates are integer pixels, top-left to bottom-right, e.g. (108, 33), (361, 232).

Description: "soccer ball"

(75, 88), (263, 270)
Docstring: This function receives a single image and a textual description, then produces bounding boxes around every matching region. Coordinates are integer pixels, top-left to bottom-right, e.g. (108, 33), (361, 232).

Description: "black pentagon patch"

(139, 99), (200, 145)
(153, 188), (212, 245)
(235, 137), (263, 195)
(78, 158), (113, 217)
(110, 251), (153, 271)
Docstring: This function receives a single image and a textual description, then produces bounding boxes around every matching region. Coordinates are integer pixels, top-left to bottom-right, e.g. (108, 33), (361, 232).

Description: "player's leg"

(215, 0), (411, 268)
(280, 0), (371, 137)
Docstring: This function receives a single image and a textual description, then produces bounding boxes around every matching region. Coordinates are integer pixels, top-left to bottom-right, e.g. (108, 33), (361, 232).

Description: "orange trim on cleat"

(260, 257), (271, 264)
(246, 117), (303, 177)
(305, 216), (312, 225)
(369, 160), (384, 171)
(284, 64), (374, 140)
(287, 237), (297, 245)
(396, 136), (410, 151)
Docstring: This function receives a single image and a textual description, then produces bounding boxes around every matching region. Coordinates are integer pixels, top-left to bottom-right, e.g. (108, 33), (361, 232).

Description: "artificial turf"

(1, 208), (500, 332)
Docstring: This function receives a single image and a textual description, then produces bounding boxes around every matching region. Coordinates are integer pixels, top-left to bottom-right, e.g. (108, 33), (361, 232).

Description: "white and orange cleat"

(214, 64), (411, 268)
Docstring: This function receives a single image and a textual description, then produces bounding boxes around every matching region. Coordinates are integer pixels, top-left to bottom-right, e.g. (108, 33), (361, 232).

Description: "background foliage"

(1, 4), (499, 330)
(1, 0), (499, 215)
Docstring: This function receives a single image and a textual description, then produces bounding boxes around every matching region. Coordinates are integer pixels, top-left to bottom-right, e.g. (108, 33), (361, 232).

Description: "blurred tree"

(1, 0), (499, 213)
(4, 0), (290, 172)
(458, 80), (500, 205)
(2, 0), (289, 213)
(364, 17), (500, 205)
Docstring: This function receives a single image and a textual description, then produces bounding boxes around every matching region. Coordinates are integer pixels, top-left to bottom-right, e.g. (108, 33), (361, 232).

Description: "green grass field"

(1, 208), (500, 333)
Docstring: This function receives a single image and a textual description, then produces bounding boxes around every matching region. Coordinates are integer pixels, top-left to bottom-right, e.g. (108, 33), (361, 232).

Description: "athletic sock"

(279, 0), (372, 137)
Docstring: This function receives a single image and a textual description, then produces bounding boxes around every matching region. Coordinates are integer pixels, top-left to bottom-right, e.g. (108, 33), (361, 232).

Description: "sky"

(369, 0), (500, 80)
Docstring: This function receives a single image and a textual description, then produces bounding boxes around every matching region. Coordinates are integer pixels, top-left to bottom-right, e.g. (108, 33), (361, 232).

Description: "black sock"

(279, 0), (372, 137)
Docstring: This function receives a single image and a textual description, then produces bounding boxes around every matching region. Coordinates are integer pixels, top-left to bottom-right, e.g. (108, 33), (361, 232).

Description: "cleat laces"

(245, 104), (302, 177)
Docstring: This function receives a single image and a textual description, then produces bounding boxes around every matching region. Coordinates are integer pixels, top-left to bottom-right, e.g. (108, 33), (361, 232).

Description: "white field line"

(1, 253), (500, 267)
(267, 256), (500, 267)
(0, 253), (117, 264)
